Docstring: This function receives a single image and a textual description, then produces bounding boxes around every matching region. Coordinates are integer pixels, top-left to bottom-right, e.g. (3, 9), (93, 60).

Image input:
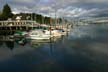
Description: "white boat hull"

(28, 35), (51, 40)
(26, 30), (52, 40)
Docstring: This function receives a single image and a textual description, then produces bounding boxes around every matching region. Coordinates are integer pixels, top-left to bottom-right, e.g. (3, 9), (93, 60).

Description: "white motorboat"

(26, 29), (52, 40)
(44, 29), (66, 37)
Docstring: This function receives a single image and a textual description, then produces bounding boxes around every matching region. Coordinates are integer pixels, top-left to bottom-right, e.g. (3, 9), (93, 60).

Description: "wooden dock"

(0, 35), (14, 41)
(0, 20), (73, 32)
(0, 20), (40, 31)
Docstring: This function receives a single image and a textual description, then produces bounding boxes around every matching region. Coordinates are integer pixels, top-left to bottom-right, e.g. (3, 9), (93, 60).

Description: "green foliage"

(1, 4), (13, 20)
(0, 13), (3, 20)
(0, 11), (1, 15)
(44, 17), (50, 24)
(13, 13), (66, 25)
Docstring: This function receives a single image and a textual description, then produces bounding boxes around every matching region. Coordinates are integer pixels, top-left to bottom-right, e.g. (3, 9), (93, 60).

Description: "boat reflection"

(0, 35), (28, 50)
(15, 37), (27, 46)
(0, 35), (62, 50)
(30, 37), (61, 48)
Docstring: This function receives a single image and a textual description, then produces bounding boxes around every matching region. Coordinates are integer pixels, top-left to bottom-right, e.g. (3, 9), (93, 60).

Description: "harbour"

(0, 24), (108, 72)
(0, 0), (108, 72)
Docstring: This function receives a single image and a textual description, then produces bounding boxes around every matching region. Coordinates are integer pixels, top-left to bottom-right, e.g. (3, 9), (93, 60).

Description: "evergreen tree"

(0, 12), (1, 20)
(2, 4), (13, 20)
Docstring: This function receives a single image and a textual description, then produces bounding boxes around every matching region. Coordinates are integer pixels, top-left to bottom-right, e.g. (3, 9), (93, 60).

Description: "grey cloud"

(0, 0), (108, 18)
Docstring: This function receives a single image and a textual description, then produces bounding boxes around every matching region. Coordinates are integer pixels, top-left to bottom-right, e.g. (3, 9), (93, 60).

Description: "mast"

(54, 3), (57, 29)
(55, 7), (57, 28)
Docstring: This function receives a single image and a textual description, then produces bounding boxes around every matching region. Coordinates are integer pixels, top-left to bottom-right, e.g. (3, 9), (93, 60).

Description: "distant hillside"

(0, 4), (69, 25)
(12, 13), (67, 25)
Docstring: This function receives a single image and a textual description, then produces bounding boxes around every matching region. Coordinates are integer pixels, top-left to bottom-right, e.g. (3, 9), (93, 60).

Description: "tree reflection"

(0, 41), (3, 47)
(5, 41), (14, 50)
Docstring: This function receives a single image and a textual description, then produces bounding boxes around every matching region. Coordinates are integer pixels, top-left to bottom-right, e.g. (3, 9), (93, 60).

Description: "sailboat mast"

(54, 3), (57, 29)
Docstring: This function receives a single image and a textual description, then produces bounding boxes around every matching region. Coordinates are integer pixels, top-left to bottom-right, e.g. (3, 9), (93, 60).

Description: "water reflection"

(0, 41), (3, 47)
(0, 36), (27, 49)
(0, 35), (60, 50)
(15, 37), (27, 46)
(0, 24), (108, 72)
(5, 41), (14, 50)
(0, 36), (14, 50)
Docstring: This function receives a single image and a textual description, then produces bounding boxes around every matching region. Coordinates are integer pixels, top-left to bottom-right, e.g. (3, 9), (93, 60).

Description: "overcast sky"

(0, 0), (108, 18)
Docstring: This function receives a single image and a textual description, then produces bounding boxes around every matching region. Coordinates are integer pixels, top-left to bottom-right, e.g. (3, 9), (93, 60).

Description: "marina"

(0, 24), (108, 72)
(0, 0), (108, 72)
(0, 16), (72, 40)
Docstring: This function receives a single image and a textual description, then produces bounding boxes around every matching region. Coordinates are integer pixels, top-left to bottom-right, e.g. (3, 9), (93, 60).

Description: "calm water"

(0, 24), (108, 72)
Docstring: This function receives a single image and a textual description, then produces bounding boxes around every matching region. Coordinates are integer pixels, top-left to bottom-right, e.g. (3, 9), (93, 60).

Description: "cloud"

(1, 0), (108, 19)
(11, 0), (36, 3)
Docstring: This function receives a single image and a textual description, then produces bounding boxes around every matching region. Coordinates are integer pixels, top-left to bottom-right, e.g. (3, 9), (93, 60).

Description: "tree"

(0, 11), (1, 15)
(2, 4), (13, 20)
(0, 11), (2, 20)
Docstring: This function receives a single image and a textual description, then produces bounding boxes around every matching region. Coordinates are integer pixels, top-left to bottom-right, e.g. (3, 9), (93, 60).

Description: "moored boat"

(26, 29), (52, 40)
(44, 28), (66, 37)
(14, 31), (28, 37)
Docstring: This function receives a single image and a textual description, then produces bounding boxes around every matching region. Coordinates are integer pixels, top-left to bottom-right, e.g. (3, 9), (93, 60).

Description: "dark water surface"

(0, 24), (108, 72)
